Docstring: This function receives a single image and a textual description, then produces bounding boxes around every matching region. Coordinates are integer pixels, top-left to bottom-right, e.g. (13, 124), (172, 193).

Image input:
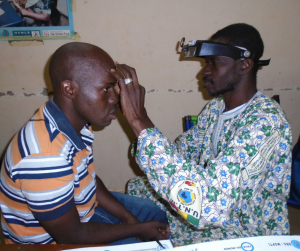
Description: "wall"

(0, 0), (299, 192)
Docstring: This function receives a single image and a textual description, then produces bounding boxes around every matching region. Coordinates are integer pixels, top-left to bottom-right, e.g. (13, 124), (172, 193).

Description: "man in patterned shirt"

(110, 23), (292, 245)
(0, 42), (169, 244)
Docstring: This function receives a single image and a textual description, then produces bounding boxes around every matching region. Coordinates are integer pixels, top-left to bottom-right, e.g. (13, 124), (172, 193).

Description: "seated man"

(0, 42), (169, 245)
(110, 23), (292, 245)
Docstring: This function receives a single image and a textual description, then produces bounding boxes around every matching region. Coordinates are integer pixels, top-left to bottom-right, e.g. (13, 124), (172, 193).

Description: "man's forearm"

(129, 117), (154, 138)
(57, 220), (144, 244)
(95, 176), (137, 223)
(40, 204), (166, 244)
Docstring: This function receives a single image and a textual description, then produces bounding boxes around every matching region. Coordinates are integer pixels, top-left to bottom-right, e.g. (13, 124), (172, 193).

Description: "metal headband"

(180, 37), (270, 66)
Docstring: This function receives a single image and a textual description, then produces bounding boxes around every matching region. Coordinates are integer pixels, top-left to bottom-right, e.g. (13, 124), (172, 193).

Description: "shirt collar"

(44, 97), (89, 150)
(219, 91), (260, 119)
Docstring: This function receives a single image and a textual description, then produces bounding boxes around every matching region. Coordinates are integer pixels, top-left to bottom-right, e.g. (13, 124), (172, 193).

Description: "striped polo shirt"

(0, 98), (98, 244)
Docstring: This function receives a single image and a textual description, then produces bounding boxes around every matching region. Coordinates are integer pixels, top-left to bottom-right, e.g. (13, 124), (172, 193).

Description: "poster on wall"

(0, 0), (74, 40)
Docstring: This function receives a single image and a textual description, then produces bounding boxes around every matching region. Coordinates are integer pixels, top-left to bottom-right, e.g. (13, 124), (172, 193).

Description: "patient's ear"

(60, 80), (76, 99)
(239, 59), (254, 75)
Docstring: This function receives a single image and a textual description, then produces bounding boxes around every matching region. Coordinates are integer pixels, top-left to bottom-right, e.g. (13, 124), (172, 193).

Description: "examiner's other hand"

(111, 63), (154, 137)
(137, 221), (170, 242)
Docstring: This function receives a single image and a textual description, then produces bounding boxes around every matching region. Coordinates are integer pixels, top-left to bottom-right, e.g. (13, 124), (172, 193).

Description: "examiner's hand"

(137, 221), (170, 242)
(111, 63), (154, 137)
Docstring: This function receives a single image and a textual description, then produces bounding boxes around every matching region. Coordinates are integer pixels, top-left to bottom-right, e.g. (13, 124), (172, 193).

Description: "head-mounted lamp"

(180, 37), (270, 66)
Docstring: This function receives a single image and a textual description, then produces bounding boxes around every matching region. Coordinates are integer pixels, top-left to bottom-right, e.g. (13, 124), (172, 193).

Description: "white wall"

(0, 0), (299, 191)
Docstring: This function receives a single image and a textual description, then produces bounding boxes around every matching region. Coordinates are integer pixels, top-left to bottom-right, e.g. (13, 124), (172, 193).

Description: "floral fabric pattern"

(127, 92), (292, 246)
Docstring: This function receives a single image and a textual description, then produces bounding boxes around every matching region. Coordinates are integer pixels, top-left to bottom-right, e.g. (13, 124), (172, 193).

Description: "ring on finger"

(124, 78), (133, 85)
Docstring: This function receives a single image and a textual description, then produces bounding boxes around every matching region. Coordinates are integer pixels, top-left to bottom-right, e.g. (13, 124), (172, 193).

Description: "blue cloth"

(0, 0), (24, 27)
(290, 141), (300, 206)
(89, 192), (167, 245)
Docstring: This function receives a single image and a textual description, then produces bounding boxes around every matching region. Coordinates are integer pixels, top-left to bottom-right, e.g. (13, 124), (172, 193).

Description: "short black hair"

(211, 23), (264, 76)
(49, 42), (113, 94)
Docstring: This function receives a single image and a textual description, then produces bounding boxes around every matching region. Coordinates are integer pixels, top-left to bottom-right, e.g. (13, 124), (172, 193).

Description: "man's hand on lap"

(137, 221), (170, 241)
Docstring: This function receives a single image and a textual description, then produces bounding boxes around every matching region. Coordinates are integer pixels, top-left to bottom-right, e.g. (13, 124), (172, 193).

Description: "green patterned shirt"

(129, 92), (292, 244)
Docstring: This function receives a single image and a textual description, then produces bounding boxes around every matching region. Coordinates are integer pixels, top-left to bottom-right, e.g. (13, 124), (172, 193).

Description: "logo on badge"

(178, 189), (196, 206)
(169, 179), (202, 226)
(291, 240), (300, 249)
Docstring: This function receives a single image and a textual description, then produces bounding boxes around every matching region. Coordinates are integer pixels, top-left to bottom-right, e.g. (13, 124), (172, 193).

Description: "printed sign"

(0, 0), (74, 40)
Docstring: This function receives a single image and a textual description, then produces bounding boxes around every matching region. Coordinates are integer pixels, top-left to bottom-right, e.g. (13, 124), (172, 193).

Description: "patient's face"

(71, 50), (119, 128)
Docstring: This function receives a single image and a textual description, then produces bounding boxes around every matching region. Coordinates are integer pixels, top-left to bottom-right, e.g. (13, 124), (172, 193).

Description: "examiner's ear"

(60, 80), (76, 99)
(239, 59), (254, 75)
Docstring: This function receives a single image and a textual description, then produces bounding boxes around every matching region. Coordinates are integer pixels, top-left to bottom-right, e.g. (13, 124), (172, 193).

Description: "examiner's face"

(201, 38), (240, 97)
(73, 58), (119, 128)
(201, 55), (239, 97)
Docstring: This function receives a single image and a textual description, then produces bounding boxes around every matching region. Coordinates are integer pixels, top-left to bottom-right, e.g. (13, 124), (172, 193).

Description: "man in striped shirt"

(0, 42), (169, 244)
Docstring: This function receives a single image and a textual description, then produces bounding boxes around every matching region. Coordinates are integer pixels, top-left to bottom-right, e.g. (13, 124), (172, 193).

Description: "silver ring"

(124, 78), (133, 85)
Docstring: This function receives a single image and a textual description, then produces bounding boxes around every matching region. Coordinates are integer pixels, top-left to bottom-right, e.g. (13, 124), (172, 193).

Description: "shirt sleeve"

(135, 110), (292, 229)
(18, 155), (75, 221)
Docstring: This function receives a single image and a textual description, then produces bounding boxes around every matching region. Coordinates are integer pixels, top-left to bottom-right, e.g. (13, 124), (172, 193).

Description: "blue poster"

(0, 0), (74, 40)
